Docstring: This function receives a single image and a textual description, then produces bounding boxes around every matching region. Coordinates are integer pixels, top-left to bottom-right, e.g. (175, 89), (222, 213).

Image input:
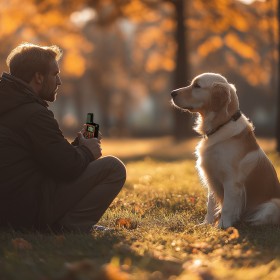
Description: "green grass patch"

(1, 151), (280, 279)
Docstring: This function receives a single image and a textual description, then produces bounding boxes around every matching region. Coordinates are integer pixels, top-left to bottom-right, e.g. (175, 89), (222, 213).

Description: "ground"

(0, 137), (280, 280)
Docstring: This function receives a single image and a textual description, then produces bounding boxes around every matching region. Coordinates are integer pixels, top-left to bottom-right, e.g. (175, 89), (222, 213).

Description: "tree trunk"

(172, 0), (194, 140)
(276, 0), (280, 152)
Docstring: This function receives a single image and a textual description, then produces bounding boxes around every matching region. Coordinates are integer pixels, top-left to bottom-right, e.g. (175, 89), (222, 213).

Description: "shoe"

(91, 225), (113, 232)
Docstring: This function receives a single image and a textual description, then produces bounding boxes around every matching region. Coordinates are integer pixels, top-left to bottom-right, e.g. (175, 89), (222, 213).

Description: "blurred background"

(0, 0), (278, 141)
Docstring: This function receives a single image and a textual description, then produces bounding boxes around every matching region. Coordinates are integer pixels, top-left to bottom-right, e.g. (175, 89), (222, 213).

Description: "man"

(0, 43), (126, 232)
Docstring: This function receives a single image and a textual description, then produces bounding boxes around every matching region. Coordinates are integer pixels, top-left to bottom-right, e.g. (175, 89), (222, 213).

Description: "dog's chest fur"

(195, 120), (259, 201)
(196, 138), (239, 199)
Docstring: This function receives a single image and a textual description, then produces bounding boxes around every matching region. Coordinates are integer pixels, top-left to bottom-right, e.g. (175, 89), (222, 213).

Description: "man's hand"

(77, 132), (102, 160)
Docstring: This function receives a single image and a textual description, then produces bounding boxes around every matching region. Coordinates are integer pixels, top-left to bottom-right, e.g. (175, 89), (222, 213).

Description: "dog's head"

(171, 73), (239, 117)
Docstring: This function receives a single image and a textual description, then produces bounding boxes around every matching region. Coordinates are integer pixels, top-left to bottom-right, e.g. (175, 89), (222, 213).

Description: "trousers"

(52, 156), (126, 232)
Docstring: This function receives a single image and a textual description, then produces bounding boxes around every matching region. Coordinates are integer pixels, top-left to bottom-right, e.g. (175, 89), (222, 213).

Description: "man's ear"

(34, 72), (44, 85)
(210, 82), (231, 112)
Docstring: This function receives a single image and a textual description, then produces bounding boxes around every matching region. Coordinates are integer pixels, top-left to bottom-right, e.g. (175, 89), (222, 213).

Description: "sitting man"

(0, 43), (126, 232)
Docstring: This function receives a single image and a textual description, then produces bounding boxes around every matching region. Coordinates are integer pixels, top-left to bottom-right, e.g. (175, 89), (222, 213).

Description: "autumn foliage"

(0, 0), (276, 80)
(0, 0), (278, 136)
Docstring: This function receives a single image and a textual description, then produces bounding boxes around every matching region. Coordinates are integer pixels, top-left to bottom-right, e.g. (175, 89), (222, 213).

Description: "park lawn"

(0, 137), (280, 280)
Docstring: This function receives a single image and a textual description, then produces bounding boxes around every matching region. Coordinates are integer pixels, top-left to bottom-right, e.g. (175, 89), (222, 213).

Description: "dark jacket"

(0, 72), (93, 230)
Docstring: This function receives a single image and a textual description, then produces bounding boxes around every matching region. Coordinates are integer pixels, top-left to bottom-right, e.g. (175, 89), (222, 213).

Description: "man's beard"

(39, 82), (57, 102)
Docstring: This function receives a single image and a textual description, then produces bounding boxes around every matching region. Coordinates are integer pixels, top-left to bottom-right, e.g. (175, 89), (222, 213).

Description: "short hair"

(6, 43), (63, 83)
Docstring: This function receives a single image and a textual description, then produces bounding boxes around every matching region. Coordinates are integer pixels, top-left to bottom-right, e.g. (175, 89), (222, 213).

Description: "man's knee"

(102, 155), (126, 181)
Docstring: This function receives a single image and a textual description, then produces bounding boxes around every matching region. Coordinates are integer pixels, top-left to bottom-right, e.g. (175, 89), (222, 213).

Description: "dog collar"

(205, 110), (242, 138)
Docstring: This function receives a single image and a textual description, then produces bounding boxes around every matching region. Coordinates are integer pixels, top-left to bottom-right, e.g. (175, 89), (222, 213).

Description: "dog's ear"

(210, 82), (231, 112)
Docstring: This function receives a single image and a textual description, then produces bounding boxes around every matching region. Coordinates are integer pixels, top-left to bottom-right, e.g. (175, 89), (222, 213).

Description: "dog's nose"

(171, 90), (178, 98)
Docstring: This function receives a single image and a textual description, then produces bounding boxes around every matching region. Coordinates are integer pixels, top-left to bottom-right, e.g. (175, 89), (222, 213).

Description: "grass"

(1, 137), (280, 279)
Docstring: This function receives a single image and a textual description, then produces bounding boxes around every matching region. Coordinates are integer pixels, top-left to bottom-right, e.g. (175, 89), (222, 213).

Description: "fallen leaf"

(115, 218), (137, 230)
(97, 263), (130, 280)
(54, 234), (65, 244)
(63, 257), (129, 280)
(226, 227), (240, 240)
(12, 238), (32, 250)
(189, 196), (196, 204)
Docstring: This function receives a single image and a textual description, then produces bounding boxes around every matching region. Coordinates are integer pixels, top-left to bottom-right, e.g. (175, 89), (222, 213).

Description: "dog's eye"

(193, 83), (201, 88)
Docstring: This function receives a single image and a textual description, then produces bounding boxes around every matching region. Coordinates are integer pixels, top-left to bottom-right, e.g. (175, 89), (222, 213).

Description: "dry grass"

(102, 136), (276, 161)
(0, 137), (280, 280)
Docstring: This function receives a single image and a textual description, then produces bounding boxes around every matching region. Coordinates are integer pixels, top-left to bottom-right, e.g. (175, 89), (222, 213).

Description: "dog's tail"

(248, 198), (280, 225)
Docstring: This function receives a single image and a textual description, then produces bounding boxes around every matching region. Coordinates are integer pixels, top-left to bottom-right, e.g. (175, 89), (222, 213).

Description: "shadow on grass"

(69, 231), (183, 279)
(224, 223), (280, 267)
(0, 229), (183, 280)
(238, 224), (280, 250)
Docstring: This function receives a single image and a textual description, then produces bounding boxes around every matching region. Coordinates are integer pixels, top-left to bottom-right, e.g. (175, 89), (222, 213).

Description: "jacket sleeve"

(24, 108), (94, 181)
(71, 136), (79, 146)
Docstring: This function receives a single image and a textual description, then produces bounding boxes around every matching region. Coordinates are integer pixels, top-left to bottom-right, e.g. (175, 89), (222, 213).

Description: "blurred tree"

(83, 20), (130, 136)
(81, 0), (171, 136)
(0, 0), (278, 139)
(0, 0), (192, 139)
(189, 0), (278, 138)
(276, 0), (280, 152)
(171, 0), (193, 139)
(74, 0), (278, 139)
(118, 0), (193, 139)
(189, 0), (277, 87)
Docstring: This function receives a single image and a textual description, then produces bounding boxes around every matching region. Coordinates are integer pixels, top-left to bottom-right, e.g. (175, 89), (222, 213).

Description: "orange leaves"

(146, 53), (175, 73)
(189, 0), (276, 88)
(0, 0), (92, 78)
(198, 33), (260, 63)
(64, 259), (130, 280)
(224, 33), (260, 62)
(0, 0), (66, 38)
(0, 13), (23, 36)
(239, 62), (270, 86)
(128, 2), (175, 74)
(137, 27), (165, 49)
(100, 263), (130, 280)
(121, 0), (153, 22)
(115, 218), (138, 230)
(62, 51), (86, 77)
(136, 24), (176, 73)
(198, 36), (223, 57)
(161, 19), (176, 32)
(37, 10), (66, 27)
(59, 33), (93, 77)
(0, 0), (35, 37)
(54, 234), (66, 245)
(59, 34), (93, 53)
(226, 226), (240, 241)
(12, 238), (32, 250)
(233, 13), (250, 32)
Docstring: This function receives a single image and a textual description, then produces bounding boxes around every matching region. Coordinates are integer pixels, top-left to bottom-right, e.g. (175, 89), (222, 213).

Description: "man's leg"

(53, 156), (126, 232)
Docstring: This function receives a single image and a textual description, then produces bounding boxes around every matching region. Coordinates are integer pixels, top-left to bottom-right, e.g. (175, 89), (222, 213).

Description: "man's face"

(39, 59), (62, 102)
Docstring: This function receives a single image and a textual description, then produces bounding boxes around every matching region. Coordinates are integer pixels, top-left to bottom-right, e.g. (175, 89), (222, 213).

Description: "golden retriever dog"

(171, 72), (280, 228)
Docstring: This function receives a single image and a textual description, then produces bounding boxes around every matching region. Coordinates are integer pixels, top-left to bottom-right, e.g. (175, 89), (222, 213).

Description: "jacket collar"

(1, 72), (49, 107)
